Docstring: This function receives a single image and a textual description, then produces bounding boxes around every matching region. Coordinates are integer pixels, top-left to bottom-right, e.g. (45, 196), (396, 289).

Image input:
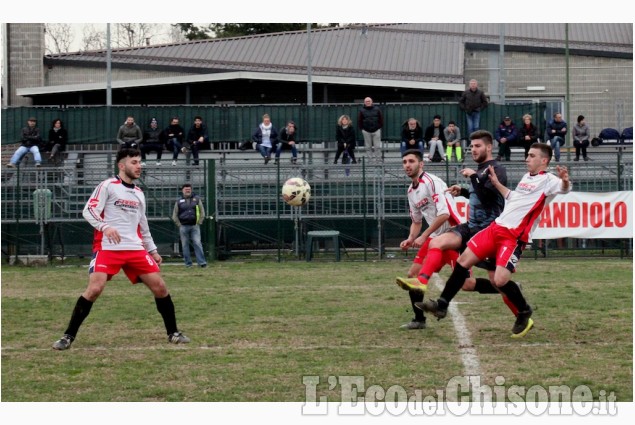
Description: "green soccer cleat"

(511, 308), (534, 338)
(395, 277), (428, 292)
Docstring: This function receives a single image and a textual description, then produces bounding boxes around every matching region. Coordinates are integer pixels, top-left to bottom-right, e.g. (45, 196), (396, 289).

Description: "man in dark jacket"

(495, 116), (519, 161)
(164, 117), (185, 166)
(140, 118), (165, 166)
(186, 116), (209, 166)
(172, 183), (207, 268)
(424, 115), (447, 162)
(458, 79), (489, 135)
(7, 117), (43, 168)
(400, 118), (424, 156)
(546, 112), (567, 162)
(116, 116), (143, 150)
(275, 120), (298, 164)
(357, 97), (384, 163)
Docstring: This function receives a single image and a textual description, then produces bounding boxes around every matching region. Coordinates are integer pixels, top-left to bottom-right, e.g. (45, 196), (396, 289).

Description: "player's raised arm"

(488, 164), (511, 199)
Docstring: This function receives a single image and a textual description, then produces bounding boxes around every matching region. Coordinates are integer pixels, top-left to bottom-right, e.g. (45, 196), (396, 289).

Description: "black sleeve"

(460, 187), (470, 198)
(470, 165), (506, 205)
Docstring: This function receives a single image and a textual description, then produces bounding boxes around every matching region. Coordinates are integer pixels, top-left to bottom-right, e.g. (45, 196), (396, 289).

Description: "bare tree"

(44, 23), (74, 54)
(82, 24), (106, 51)
(114, 23), (159, 48)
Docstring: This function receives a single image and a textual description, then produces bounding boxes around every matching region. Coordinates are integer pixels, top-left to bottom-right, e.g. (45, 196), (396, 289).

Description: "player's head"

(469, 130), (494, 163)
(116, 148), (142, 180)
(526, 142), (553, 172)
(401, 149), (423, 179)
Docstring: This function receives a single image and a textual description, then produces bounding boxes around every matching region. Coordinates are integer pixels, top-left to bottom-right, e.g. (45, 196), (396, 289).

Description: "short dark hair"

(470, 130), (494, 145)
(448, 120), (456, 126)
(116, 148), (141, 163)
(530, 142), (553, 163)
(194, 116), (203, 121)
(181, 183), (192, 189)
(433, 114), (442, 120)
(402, 149), (423, 160)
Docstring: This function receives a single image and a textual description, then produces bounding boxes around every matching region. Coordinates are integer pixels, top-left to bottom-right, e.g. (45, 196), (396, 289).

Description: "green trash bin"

(33, 189), (52, 223)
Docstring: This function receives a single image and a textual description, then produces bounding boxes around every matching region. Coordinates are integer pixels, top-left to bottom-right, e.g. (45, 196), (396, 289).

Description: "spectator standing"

(357, 97), (384, 163)
(424, 115), (447, 162)
(572, 115), (590, 161)
(495, 116), (519, 161)
(7, 117), (42, 168)
(164, 117), (185, 166)
(334, 114), (357, 164)
(400, 118), (424, 157)
(546, 112), (567, 162)
(275, 120), (299, 164)
(518, 114), (539, 159)
(116, 116), (142, 150)
(443, 121), (462, 162)
(172, 183), (207, 268)
(458, 79), (489, 135)
(186, 116), (209, 166)
(45, 118), (68, 165)
(140, 118), (165, 166)
(252, 114), (278, 164)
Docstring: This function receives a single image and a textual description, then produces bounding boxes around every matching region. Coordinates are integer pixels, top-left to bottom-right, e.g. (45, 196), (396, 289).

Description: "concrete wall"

(465, 49), (633, 134)
(5, 23), (45, 106)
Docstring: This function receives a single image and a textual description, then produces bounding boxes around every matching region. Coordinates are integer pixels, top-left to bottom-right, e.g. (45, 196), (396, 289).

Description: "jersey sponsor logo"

(414, 198), (429, 208)
(516, 182), (536, 193)
(113, 199), (140, 210)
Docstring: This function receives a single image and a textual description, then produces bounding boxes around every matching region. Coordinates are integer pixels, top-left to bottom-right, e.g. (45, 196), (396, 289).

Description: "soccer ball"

(282, 177), (311, 207)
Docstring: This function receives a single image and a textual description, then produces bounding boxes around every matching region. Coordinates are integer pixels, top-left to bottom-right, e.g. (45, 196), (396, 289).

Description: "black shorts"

(447, 223), (496, 271)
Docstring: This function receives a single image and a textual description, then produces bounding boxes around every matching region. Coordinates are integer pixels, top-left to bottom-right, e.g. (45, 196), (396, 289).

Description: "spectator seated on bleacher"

(6, 117), (43, 168)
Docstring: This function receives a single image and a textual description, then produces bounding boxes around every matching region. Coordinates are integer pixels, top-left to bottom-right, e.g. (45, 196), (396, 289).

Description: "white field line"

(431, 274), (490, 402)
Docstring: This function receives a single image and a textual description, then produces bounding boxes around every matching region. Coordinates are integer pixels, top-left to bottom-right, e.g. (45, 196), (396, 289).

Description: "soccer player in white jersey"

(420, 143), (571, 338)
(397, 149), (464, 330)
(52, 148), (190, 350)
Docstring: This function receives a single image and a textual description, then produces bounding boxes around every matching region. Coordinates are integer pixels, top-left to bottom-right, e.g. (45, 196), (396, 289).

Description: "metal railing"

(1, 150), (632, 259)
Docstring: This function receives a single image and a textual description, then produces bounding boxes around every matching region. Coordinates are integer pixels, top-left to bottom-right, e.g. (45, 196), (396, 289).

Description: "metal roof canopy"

(17, 71), (465, 96)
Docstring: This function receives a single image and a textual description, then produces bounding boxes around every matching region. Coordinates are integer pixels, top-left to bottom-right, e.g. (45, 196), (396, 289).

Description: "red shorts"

(89, 250), (160, 284)
(412, 238), (459, 268)
(467, 223), (525, 272)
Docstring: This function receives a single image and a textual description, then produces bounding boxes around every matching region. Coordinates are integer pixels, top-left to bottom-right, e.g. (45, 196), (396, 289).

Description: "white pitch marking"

(431, 274), (490, 402)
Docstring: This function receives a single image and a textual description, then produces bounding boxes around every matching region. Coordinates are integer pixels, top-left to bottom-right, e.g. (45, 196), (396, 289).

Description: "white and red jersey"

(495, 171), (571, 242)
(82, 176), (157, 253)
(407, 172), (464, 237)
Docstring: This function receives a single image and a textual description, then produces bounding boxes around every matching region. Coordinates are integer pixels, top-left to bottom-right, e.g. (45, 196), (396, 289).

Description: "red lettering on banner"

(615, 202), (627, 227)
(539, 205), (552, 227)
(456, 201), (467, 220)
(590, 202), (602, 228)
(567, 202), (580, 227)
(552, 202), (566, 227)
(604, 202), (614, 227)
(538, 201), (629, 229)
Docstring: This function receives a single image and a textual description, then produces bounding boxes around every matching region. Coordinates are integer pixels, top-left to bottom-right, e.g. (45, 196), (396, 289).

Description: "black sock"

(474, 278), (500, 294)
(64, 295), (94, 338)
(155, 294), (178, 335)
(439, 263), (470, 307)
(408, 290), (425, 322)
(497, 281), (529, 312)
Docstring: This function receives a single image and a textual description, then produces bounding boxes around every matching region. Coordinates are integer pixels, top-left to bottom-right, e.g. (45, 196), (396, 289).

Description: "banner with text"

(454, 191), (632, 239)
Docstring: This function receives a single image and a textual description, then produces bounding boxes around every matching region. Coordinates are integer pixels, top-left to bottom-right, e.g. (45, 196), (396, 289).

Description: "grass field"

(1, 257), (632, 403)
